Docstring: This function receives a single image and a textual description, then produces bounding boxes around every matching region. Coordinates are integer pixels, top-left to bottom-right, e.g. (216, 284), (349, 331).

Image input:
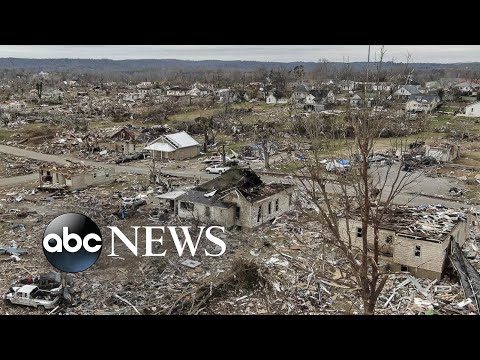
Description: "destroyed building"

(144, 131), (200, 161)
(39, 163), (115, 190)
(338, 205), (471, 280)
(176, 168), (295, 229)
(425, 143), (459, 162)
(100, 127), (144, 154)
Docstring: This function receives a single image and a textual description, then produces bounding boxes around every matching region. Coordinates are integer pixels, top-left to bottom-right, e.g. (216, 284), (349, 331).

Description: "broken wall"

(338, 218), (395, 256)
(177, 201), (235, 229)
(227, 188), (294, 229)
(71, 169), (115, 190)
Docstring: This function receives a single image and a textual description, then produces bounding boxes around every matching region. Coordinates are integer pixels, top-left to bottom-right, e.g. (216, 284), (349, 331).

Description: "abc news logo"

(43, 213), (226, 273)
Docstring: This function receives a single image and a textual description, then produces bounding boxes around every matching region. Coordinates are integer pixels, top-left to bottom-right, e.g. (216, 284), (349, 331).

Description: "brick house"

(338, 205), (470, 280)
(176, 168), (295, 230)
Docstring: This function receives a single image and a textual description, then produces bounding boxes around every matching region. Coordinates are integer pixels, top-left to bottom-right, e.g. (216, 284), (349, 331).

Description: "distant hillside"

(0, 58), (479, 73)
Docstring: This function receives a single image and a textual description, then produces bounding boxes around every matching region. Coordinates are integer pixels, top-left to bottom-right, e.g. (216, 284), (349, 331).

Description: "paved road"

(0, 144), (478, 211)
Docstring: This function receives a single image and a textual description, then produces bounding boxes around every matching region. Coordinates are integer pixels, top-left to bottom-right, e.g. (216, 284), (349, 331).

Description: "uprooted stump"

(165, 257), (273, 315)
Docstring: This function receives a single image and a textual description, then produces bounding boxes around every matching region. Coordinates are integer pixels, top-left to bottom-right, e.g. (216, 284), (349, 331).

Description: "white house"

(372, 83), (392, 92)
(337, 80), (356, 92)
(464, 101), (480, 117)
(350, 94), (363, 107)
(266, 94), (277, 104)
(144, 131), (201, 161)
(405, 95), (440, 113)
(453, 81), (480, 94)
(166, 86), (190, 96)
(305, 94), (316, 105)
(137, 82), (153, 89)
(188, 84), (209, 97)
(393, 85), (420, 97)
(266, 94), (288, 105)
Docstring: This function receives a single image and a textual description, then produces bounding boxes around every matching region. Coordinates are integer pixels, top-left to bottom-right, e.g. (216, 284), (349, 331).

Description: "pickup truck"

(4, 284), (60, 310)
(205, 164), (231, 174)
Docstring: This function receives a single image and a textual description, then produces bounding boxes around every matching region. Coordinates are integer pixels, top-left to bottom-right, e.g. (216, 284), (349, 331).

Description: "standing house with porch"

(338, 205), (470, 280)
(393, 85), (420, 98)
(176, 168), (295, 230)
(144, 131), (200, 161)
(39, 163), (115, 191)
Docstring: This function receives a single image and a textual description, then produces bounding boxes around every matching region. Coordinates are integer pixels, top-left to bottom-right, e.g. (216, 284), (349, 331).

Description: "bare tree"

(294, 111), (422, 314)
(254, 119), (278, 170)
(195, 116), (213, 153)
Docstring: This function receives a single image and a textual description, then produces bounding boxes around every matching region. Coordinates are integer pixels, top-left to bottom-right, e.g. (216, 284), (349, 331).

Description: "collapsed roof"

(179, 168), (293, 207)
(347, 205), (468, 243)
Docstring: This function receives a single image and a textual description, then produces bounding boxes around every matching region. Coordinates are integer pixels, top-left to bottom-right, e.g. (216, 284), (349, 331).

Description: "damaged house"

(100, 127), (144, 154)
(39, 163), (115, 191)
(144, 131), (200, 161)
(405, 94), (440, 113)
(425, 143), (460, 162)
(240, 143), (278, 159)
(339, 205), (471, 280)
(176, 168), (295, 229)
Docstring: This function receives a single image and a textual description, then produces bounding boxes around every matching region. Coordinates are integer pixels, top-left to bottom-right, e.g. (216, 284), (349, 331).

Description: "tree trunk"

(204, 131), (208, 153)
(264, 146), (270, 169)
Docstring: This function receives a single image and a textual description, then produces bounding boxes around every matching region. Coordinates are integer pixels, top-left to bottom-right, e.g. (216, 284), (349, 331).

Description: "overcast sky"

(0, 45), (478, 63)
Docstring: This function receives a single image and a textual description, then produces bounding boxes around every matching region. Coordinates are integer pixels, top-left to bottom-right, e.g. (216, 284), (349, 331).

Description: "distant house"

(371, 83), (392, 92)
(166, 86), (190, 96)
(63, 80), (79, 87)
(453, 81), (480, 95)
(1, 100), (26, 112)
(100, 127), (144, 154)
(216, 89), (238, 103)
(464, 101), (480, 117)
(144, 131), (200, 161)
(425, 143), (460, 162)
(405, 94), (440, 113)
(121, 92), (145, 102)
(350, 94), (363, 107)
(266, 93), (288, 105)
(393, 85), (420, 98)
(137, 81), (153, 89)
(337, 80), (356, 92)
(308, 89), (335, 104)
(292, 84), (311, 100)
(425, 81), (441, 91)
(240, 143), (278, 159)
(176, 168), (296, 230)
(188, 83), (210, 97)
(42, 89), (65, 101)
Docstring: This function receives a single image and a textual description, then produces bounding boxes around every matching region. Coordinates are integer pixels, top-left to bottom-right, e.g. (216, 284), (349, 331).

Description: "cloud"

(0, 45), (478, 63)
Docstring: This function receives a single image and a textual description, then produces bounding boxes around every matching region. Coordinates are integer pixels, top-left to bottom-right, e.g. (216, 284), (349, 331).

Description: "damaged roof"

(347, 205), (468, 243)
(179, 168), (294, 207)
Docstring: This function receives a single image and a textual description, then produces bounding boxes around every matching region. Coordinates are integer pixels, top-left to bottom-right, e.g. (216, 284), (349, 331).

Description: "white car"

(205, 164), (231, 174)
(325, 160), (350, 173)
(4, 285), (60, 310)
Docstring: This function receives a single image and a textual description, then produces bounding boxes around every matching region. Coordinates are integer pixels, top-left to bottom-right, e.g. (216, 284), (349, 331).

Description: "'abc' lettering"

(43, 227), (102, 253)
